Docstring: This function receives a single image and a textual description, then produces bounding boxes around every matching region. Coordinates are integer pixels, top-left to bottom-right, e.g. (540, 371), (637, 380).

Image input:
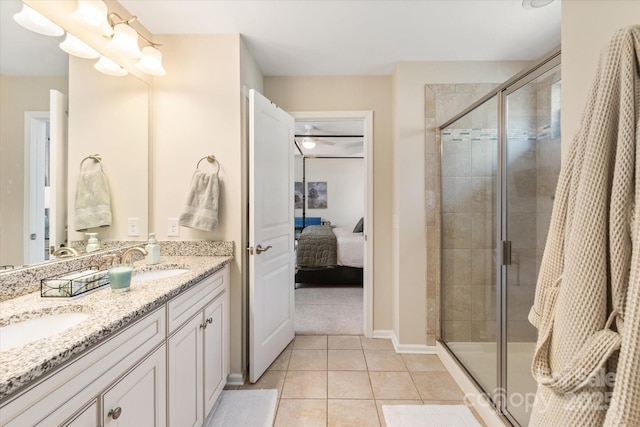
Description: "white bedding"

(332, 227), (364, 268)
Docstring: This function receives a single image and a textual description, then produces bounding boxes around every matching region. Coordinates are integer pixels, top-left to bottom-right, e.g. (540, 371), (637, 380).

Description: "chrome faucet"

(121, 247), (148, 264)
(51, 246), (79, 258)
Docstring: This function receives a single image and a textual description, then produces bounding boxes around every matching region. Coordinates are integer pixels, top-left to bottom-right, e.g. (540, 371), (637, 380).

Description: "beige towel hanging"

(529, 26), (640, 426)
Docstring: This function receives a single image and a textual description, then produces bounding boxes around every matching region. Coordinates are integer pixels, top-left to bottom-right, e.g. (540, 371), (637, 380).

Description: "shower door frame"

(438, 49), (561, 427)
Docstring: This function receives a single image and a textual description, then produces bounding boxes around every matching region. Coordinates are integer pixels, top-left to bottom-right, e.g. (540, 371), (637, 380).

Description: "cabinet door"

(102, 345), (166, 427)
(168, 313), (204, 427)
(63, 400), (97, 427)
(203, 292), (227, 415)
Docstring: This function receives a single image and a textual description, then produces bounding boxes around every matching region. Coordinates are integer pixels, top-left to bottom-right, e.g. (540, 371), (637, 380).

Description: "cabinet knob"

(206, 317), (213, 324)
(108, 407), (122, 419)
(200, 322), (207, 329)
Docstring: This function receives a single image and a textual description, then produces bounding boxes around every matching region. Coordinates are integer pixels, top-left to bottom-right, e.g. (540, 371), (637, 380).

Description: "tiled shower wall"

(425, 83), (499, 346)
(427, 73), (561, 345)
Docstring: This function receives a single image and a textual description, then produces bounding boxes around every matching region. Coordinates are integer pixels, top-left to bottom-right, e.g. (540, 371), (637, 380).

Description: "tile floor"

(227, 335), (486, 426)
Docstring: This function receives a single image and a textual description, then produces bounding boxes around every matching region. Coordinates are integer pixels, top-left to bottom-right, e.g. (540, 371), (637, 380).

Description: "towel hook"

(196, 155), (220, 173)
(80, 154), (103, 171)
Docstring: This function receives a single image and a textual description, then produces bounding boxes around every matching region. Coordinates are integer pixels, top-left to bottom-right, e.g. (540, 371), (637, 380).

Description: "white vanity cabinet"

(102, 345), (167, 426)
(0, 263), (230, 427)
(167, 267), (229, 426)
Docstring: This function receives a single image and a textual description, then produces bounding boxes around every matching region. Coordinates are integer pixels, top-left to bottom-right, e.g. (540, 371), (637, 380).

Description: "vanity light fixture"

(74, 0), (113, 36)
(136, 46), (167, 76)
(94, 56), (128, 76)
(60, 33), (100, 59)
(108, 21), (143, 58)
(13, 3), (64, 37)
(301, 137), (316, 150)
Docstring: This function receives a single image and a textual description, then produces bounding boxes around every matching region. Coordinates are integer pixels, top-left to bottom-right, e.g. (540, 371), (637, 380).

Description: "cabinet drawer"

(167, 266), (227, 334)
(1, 308), (165, 427)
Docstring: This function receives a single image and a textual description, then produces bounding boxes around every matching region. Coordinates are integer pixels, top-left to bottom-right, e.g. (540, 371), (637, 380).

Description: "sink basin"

(0, 312), (90, 352)
(132, 268), (189, 282)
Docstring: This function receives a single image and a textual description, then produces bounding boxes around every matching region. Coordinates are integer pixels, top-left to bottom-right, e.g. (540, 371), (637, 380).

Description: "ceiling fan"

(294, 125), (336, 149)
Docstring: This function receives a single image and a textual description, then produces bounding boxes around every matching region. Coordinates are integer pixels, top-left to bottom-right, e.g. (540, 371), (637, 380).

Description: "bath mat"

(382, 404), (482, 427)
(206, 389), (277, 427)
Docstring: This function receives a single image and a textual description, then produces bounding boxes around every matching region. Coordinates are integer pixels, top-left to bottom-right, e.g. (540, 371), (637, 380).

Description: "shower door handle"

(501, 240), (512, 266)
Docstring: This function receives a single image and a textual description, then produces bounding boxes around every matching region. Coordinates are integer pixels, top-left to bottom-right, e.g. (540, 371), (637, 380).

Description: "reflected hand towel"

(179, 170), (219, 232)
(74, 169), (112, 231)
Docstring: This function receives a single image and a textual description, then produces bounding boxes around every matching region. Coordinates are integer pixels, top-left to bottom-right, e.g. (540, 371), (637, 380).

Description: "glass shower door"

(441, 95), (498, 395)
(503, 63), (561, 426)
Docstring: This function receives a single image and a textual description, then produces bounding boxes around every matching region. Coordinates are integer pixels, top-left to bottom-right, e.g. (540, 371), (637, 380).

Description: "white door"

(249, 89), (295, 383)
(49, 90), (68, 252)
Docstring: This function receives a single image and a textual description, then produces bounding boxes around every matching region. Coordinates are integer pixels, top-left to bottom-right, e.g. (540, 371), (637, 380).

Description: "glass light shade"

(522, 0), (555, 9)
(302, 138), (316, 149)
(94, 56), (128, 76)
(108, 23), (142, 58)
(136, 46), (167, 76)
(60, 33), (100, 59)
(74, 0), (113, 36)
(13, 4), (64, 37)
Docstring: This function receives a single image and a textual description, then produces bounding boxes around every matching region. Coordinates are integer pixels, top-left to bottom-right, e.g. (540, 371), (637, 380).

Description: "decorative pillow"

(353, 217), (364, 233)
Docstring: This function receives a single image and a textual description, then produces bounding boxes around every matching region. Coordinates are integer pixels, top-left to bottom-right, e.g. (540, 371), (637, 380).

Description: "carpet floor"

(294, 286), (363, 335)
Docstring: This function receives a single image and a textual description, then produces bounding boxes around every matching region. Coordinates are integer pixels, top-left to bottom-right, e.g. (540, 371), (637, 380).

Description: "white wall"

(304, 158), (364, 229)
(561, 1), (640, 162)
(392, 61), (531, 346)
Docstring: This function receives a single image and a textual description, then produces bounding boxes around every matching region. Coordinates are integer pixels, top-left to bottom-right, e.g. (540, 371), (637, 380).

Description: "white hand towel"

(74, 169), (112, 231)
(179, 169), (219, 231)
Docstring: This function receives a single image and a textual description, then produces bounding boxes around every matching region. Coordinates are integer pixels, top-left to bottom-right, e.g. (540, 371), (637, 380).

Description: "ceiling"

(119, 0), (562, 76)
(295, 119), (365, 158)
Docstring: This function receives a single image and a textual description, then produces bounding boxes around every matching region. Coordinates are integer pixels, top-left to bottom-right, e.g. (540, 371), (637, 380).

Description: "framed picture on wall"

(307, 182), (327, 209)
(294, 182), (304, 209)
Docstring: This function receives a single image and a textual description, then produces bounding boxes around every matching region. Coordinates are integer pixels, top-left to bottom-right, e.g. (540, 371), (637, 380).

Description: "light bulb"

(136, 46), (167, 76)
(13, 4), (64, 37)
(60, 33), (100, 59)
(302, 138), (316, 149)
(94, 56), (128, 76)
(74, 0), (113, 36)
(108, 23), (142, 58)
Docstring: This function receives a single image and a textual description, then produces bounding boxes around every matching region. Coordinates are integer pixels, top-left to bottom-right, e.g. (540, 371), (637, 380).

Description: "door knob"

(108, 407), (122, 419)
(256, 245), (272, 254)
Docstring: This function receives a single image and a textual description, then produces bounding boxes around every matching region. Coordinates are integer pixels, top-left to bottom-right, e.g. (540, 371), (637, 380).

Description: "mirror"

(0, 0), (149, 270)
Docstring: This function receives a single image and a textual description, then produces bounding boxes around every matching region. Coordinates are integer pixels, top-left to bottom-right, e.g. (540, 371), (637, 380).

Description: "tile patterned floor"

(227, 335), (486, 426)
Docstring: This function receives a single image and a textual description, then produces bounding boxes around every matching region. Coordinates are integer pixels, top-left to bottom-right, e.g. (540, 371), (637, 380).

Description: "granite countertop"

(0, 255), (232, 401)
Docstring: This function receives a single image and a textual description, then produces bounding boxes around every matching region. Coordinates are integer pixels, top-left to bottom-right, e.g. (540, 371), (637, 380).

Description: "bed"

(295, 223), (364, 285)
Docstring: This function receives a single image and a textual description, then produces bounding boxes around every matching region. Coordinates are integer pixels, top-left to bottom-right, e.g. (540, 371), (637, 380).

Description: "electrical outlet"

(128, 218), (140, 236)
(167, 218), (179, 237)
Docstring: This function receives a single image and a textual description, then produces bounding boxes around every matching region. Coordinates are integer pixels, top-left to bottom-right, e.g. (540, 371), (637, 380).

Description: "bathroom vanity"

(0, 256), (231, 426)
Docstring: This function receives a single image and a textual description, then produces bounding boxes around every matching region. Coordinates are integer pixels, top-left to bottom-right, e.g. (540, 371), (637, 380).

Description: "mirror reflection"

(0, 0), (149, 270)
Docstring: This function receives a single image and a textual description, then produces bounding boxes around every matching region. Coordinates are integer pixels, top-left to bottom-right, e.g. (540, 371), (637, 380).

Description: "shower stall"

(439, 52), (561, 426)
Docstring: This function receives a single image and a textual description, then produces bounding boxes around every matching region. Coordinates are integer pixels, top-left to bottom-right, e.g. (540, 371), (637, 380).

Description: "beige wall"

(0, 75), (68, 267)
(561, 1), (640, 161)
(151, 34), (247, 375)
(67, 57), (149, 243)
(264, 76), (394, 331)
(392, 61), (531, 346)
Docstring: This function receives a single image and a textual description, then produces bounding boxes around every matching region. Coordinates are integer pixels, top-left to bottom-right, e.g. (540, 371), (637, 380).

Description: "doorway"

(290, 111), (373, 337)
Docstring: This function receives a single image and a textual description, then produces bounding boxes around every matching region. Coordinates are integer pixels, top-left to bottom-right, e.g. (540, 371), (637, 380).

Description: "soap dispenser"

(145, 233), (160, 265)
(85, 233), (99, 252)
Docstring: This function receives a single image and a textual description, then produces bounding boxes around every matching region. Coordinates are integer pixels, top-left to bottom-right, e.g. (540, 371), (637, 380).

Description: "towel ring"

(196, 155), (220, 173)
(80, 154), (103, 171)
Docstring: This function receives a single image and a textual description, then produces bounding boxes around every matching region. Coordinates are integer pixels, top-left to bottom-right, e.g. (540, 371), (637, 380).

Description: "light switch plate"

(167, 218), (179, 237)
(128, 218), (140, 236)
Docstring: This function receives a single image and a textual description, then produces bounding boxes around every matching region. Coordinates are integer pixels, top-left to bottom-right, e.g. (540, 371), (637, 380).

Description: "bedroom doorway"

(290, 111), (373, 337)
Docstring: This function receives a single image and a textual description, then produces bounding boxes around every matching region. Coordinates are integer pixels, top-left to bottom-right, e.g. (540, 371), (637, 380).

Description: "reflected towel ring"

(80, 154), (103, 171)
(196, 155), (220, 173)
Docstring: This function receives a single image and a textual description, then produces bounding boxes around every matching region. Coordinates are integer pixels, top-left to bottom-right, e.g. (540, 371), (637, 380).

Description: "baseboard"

(372, 330), (436, 354)
(436, 342), (509, 427)
(226, 371), (245, 386)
